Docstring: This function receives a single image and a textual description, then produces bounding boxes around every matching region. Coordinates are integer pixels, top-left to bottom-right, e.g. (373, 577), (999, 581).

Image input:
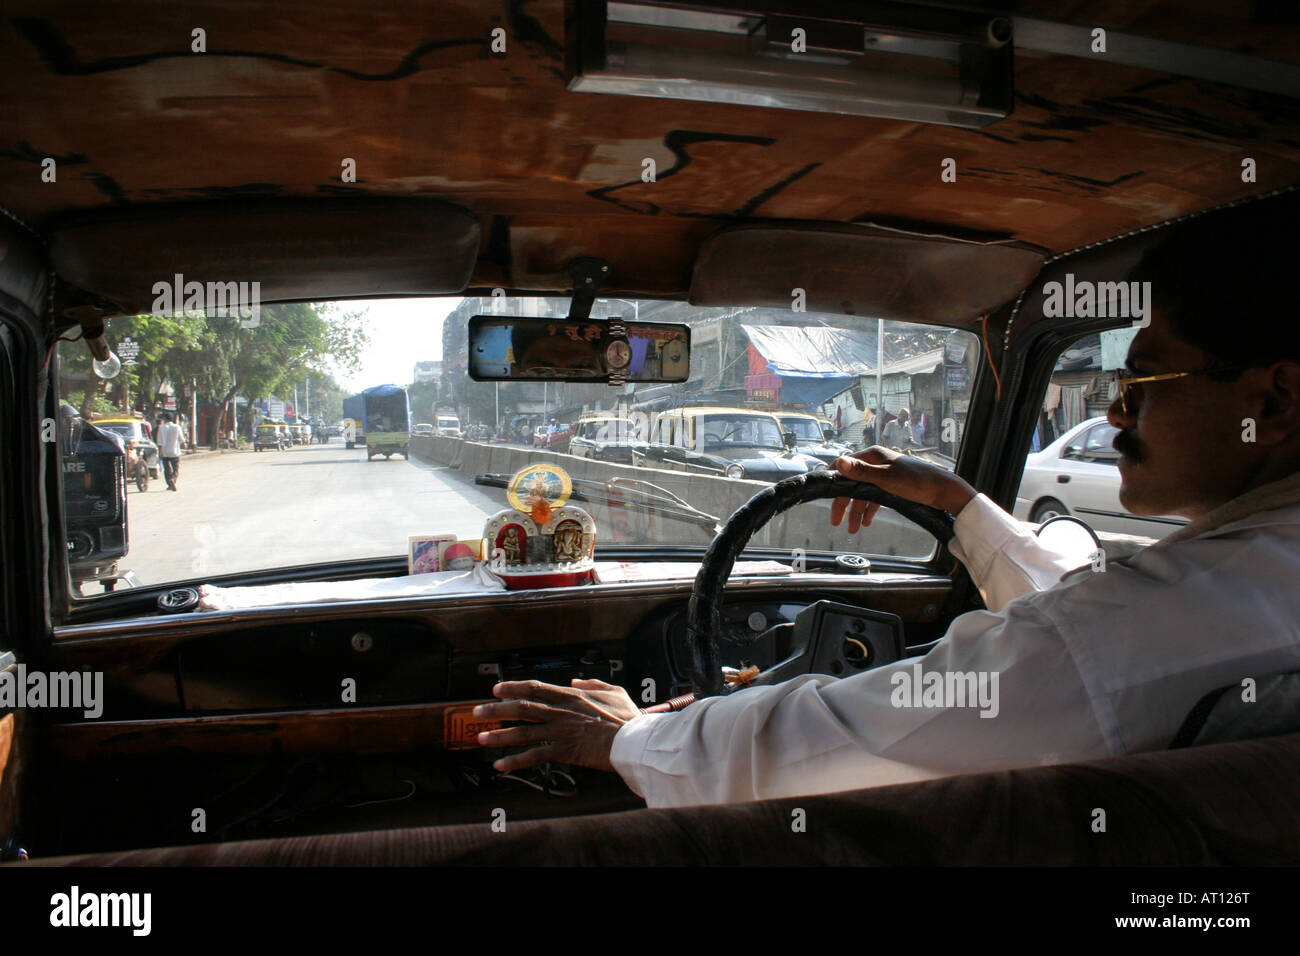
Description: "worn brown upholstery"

(27, 731), (1300, 866)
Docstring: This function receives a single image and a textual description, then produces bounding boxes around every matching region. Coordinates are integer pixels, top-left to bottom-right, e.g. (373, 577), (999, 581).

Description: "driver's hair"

(1127, 191), (1300, 378)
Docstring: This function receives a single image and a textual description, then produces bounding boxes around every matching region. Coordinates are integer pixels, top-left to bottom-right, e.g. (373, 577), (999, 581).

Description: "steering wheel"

(687, 470), (956, 698)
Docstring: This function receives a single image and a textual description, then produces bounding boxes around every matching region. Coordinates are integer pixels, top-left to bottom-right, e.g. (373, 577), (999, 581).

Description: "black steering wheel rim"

(687, 470), (956, 698)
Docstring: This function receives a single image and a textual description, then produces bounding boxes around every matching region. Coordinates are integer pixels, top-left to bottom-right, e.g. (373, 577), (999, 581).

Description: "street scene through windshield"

(57, 296), (978, 594)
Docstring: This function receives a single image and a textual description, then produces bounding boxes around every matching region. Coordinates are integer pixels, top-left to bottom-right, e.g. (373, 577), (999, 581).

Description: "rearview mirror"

(467, 315), (690, 383)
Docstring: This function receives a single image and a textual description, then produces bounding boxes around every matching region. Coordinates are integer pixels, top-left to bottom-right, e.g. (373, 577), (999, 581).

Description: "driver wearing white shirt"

(472, 202), (1300, 808)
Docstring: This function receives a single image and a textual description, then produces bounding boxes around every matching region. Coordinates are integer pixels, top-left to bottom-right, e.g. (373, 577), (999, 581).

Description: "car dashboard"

(38, 568), (959, 854)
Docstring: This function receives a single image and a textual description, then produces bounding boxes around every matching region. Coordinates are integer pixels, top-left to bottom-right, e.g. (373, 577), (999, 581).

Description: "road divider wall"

(408, 436), (937, 557)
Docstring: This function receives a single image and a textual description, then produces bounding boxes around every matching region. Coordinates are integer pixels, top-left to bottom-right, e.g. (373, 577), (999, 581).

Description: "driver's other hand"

(830, 446), (976, 533)
(472, 678), (642, 774)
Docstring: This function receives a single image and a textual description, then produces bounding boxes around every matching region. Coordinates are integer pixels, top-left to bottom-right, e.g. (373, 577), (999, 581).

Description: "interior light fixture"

(567, 1), (1015, 128)
(79, 319), (122, 379)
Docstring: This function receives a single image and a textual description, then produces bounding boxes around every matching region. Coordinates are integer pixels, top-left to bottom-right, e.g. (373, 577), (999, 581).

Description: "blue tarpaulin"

(741, 324), (895, 407)
(772, 372), (858, 406)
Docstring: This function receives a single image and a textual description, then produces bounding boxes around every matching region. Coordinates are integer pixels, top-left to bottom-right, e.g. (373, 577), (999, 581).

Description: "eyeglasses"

(1114, 364), (1252, 415)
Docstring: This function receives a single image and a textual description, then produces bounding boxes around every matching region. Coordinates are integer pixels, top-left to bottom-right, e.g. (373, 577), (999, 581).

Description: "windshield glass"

(55, 297), (979, 598)
(780, 417), (824, 442)
(700, 414), (783, 449)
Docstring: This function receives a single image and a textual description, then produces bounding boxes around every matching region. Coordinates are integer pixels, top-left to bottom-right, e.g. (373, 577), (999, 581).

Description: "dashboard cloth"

(197, 564), (505, 610)
(611, 480), (1300, 807)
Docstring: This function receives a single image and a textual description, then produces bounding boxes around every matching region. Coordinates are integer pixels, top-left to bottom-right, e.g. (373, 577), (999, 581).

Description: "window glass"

(1016, 330), (1187, 540)
(55, 298), (979, 597)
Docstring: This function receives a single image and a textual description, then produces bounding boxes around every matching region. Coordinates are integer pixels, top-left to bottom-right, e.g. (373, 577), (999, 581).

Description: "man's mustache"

(1113, 431), (1141, 460)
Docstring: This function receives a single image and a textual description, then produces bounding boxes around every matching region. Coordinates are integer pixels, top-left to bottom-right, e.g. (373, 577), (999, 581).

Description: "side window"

(1021, 328), (1185, 541)
(1033, 331), (1122, 452)
(1082, 423), (1120, 463)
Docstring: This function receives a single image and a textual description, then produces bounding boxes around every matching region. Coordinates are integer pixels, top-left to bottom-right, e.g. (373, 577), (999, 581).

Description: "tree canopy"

(59, 303), (369, 429)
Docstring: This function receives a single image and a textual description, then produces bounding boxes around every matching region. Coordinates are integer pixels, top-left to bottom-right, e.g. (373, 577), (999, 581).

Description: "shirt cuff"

(610, 712), (671, 799)
(951, 493), (1023, 580)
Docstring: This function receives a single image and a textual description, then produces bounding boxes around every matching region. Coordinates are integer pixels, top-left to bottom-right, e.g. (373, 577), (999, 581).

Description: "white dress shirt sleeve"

(947, 493), (1088, 611)
(610, 595), (1108, 807)
(609, 493), (1106, 808)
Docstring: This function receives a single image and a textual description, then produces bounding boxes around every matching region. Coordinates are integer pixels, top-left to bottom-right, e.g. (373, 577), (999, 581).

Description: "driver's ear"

(1251, 361), (1300, 446)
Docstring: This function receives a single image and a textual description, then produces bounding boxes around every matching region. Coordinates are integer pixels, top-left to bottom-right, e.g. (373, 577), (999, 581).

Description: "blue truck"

(343, 385), (411, 459)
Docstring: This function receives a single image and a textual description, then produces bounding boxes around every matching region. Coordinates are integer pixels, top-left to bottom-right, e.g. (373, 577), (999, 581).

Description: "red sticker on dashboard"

(444, 704), (503, 750)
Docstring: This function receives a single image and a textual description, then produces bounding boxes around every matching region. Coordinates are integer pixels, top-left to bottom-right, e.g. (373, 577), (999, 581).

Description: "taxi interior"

(2, 0), (1300, 865)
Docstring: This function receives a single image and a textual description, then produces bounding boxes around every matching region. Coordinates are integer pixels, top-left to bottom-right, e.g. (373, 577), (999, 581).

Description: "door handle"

(1056, 475), (1070, 483)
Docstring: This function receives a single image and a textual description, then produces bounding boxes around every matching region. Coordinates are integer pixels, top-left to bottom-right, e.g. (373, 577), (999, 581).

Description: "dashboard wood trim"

(48, 699), (499, 758)
(49, 574), (956, 658)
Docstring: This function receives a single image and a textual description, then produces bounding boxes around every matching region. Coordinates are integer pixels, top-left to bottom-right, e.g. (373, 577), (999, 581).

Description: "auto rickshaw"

(254, 421), (283, 452)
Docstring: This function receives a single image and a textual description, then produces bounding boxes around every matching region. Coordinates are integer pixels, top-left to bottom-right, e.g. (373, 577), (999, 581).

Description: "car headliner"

(3, 1), (1299, 308)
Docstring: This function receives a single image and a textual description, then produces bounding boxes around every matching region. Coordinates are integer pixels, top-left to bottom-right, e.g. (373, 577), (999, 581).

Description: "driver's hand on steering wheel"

(473, 678), (642, 773)
(830, 445), (976, 532)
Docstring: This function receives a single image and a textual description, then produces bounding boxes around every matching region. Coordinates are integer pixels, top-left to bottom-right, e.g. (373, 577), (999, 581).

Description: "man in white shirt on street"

(472, 201), (1300, 808)
(156, 412), (184, 491)
(881, 407), (919, 451)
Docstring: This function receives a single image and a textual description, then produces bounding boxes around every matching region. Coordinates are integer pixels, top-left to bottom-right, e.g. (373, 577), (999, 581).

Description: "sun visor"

(49, 199), (481, 315)
(690, 222), (1046, 324)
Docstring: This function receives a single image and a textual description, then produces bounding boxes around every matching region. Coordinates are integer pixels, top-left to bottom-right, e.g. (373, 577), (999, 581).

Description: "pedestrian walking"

(157, 412), (184, 491)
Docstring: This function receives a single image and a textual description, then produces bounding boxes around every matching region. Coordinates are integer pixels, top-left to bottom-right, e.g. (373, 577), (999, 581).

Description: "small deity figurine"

(501, 525), (523, 563)
(553, 519), (585, 564)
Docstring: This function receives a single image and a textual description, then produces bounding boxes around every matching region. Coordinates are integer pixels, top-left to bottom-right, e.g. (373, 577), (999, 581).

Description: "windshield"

(780, 417), (825, 442)
(54, 297), (978, 597)
(700, 414), (783, 450)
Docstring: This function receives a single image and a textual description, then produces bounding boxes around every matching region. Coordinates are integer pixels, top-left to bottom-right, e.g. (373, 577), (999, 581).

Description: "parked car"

(776, 412), (853, 465)
(411, 423), (435, 437)
(92, 416), (160, 490)
(568, 415), (644, 463)
(637, 407), (823, 481)
(1014, 416), (1189, 539)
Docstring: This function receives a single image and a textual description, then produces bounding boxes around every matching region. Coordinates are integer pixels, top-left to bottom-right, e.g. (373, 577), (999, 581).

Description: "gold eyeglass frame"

(1114, 364), (1252, 415)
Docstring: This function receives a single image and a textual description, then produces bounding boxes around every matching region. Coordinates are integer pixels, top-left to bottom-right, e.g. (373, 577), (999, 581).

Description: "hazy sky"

(333, 297), (462, 391)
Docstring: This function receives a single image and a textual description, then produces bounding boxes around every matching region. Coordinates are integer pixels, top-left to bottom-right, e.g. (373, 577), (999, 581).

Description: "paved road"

(122, 440), (503, 586)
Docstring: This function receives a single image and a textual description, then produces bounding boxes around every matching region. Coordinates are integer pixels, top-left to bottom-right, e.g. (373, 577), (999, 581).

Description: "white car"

(411, 423), (435, 437)
(436, 416), (461, 437)
(1014, 416), (1189, 540)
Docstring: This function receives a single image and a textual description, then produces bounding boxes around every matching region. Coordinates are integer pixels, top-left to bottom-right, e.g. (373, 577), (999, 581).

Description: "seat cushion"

(26, 731), (1300, 866)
